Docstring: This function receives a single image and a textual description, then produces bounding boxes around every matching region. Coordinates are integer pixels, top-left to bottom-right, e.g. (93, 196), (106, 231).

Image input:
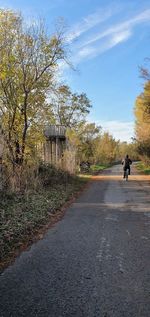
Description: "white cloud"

(59, 7), (150, 74)
(97, 120), (134, 142)
(66, 5), (119, 42)
(66, 8), (150, 66)
(77, 46), (96, 58)
(80, 8), (150, 48)
(74, 29), (132, 64)
(110, 29), (132, 45)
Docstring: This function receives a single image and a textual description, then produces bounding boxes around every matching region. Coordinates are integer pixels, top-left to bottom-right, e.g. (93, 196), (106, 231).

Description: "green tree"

(77, 122), (101, 163)
(118, 141), (138, 161)
(51, 84), (92, 128)
(0, 9), (67, 168)
(93, 132), (119, 165)
(134, 92), (150, 163)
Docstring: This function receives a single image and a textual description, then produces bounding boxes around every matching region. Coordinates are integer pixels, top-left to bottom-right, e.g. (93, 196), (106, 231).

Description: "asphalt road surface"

(0, 164), (150, 317)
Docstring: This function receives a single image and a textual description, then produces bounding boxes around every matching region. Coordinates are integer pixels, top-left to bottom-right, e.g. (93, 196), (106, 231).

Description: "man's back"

(123, 157), (132, 168)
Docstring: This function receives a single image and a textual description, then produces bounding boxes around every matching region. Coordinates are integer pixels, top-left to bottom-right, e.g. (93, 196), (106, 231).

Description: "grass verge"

(0, 176), (89, 272)
(79, 164), (108, 176)
(136, 162), (150, 175)
(90, 164), (109, 173)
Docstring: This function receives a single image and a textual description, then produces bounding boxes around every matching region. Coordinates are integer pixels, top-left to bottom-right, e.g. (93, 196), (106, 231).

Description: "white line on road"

(96, 237), (106, 262)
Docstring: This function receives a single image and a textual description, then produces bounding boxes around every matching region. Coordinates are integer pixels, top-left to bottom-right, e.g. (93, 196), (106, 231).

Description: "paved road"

(0, 164), (150, 317)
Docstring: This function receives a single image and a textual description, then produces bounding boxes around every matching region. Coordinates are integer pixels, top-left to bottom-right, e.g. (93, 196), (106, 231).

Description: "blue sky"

(1, 0), (150, 142)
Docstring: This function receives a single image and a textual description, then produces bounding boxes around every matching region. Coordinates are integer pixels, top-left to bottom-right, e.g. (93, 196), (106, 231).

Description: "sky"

(0, 0), (150, 142)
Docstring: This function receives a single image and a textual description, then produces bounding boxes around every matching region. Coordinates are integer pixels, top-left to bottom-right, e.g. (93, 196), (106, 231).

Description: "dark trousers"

(123, 166), (130, 178)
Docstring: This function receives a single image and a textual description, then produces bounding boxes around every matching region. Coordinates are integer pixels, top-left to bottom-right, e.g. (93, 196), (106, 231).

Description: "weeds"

(0, 164), (88, 270)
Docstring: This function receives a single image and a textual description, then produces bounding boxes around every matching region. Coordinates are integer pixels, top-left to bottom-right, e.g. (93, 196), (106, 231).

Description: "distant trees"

(93, 132), (119, 165)
(65, 122), (138, 169)
(68, 125), (122, 167)
(118, 141), (138, 161)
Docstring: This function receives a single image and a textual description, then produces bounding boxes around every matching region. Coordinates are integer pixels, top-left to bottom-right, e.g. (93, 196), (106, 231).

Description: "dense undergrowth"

(0, 164), (88, 271)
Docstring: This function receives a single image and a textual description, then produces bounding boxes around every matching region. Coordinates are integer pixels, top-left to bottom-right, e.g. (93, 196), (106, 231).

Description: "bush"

(38, 163), (72, 187)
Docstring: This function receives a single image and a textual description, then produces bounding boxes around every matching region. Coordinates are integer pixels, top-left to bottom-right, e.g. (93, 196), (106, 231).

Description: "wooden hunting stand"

(43, 125), (67, 165)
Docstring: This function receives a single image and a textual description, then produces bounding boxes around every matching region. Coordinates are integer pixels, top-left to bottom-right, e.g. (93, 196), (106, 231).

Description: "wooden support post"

(50, 140), (53, 163)
(55, 137), (58, 163)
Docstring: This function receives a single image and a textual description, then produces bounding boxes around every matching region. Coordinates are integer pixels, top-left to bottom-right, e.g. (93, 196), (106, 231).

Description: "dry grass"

(0, 166), (89, 272)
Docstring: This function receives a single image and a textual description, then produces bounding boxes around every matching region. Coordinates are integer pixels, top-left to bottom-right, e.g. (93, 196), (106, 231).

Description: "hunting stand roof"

(44, 125), (66, 139)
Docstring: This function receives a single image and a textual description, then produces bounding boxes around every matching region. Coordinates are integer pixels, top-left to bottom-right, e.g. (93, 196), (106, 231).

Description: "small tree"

(77, 122), (101, 163)
(51, 84), (92, 129)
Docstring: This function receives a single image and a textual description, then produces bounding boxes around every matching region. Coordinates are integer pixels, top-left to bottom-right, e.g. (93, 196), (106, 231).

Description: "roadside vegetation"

(136, 162), (150, 175)
(0, 165), (88, 271)
(90, 164), (109, 172)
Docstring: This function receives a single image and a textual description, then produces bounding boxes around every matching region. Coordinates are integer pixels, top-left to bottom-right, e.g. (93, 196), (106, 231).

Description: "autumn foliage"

(134, 66), (150, 165)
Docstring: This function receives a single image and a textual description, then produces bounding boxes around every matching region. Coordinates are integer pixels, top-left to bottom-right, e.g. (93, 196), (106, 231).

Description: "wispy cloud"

(59, 6), (150, 73)
(66, 5), (120, 42)
(110, 29), (132, 45)
(77, 46), (96, 59)
(98, 120), (134, 142)
(66, 8), (150, 66)
(74, 29), (132, 63)
(79, 8), (150, 48)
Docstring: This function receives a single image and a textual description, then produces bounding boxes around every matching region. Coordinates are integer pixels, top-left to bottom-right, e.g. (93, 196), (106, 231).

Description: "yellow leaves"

(25, 35), (33, 47)
(134, 77), (150, 152)
(50, 36), (58, 47)
(66, 128), (80, 147)
(0, 71), (7, 80)
(0, 8), (68, 167)
(0, 58), (16, 80)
